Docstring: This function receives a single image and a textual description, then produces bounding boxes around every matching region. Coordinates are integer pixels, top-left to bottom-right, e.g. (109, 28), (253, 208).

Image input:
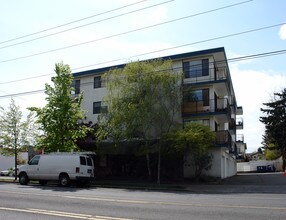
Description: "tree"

(264, 144), (281, 160)
(97, 59), (183, 184)
(260, 88), (286, 170)
(0, 98), (36, 180)
(29, 62), (90, 152)
(166, 123), (215, 180)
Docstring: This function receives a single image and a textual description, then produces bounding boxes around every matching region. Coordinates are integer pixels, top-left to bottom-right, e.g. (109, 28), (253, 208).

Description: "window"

(74, 79), (80, 94)
(183, 59), (209, 78)
(29, 155), (40, 165)
(192, 89), (209, 106)
(86, 157), (92, 166)
(93, 102), (108, 114)
(93, 102), (101, 114)
(94, 76), (101, 88)
(80, 156), (87, 165)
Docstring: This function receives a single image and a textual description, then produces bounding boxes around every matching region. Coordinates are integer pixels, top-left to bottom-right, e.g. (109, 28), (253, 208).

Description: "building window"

(94, 76), (101, 88)
(73, 79), (80, 94)
(93, 102), (101, 114)
(183, 59), (209, 78)
(192, 89), (209, 106)
(93, 102), (108, 114)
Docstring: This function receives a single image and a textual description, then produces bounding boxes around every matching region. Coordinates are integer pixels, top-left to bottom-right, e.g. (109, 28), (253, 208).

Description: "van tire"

(59, 174), (70, 187)
(19, 173), (29, 185)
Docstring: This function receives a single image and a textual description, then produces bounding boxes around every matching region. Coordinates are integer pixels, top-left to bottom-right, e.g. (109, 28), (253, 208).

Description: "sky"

(0, 0), (286, 153)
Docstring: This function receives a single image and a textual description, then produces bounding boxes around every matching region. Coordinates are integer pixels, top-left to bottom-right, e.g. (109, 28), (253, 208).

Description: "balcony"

(236, 134), (244, 142)
(215, 130), (232, 148)
(184, 66), (228, 85)
(182, 98), (230, 117)
(236, 117), (243, 129)
(237, 106), (243, 115)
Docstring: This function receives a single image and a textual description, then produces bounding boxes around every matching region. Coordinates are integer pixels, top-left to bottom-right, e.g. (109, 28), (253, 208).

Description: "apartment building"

(73, 47), (245, 179)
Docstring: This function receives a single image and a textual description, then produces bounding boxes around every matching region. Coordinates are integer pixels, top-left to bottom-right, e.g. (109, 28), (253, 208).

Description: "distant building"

(0, 153), (28, 171)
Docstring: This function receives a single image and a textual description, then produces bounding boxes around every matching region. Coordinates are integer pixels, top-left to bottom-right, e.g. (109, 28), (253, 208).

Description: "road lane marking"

(0, 207), (134, 220)
(1, 190), (286, 211)
(63, 195), (286, 211)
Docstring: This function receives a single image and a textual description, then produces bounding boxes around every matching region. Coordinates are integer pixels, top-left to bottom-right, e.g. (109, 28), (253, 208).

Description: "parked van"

(18, 153), (95, 187)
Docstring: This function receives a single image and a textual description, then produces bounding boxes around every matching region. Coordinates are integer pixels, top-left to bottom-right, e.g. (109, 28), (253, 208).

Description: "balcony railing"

(236, 134), (244, 142)
(184, 66), (228, 84)
(236, 117), (243, 129)
(237, 106), (243, 115)
(182, 98), (230, 116)
(215, 130), (232, 147)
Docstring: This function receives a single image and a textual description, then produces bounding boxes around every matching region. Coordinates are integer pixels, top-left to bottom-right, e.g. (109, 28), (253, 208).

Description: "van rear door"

(79, 156), (93, 177)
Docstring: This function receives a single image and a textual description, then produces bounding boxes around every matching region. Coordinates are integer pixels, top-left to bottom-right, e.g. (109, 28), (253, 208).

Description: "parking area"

(222, 172), (286, 185)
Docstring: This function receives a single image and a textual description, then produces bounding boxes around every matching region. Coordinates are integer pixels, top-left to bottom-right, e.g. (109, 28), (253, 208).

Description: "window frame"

(74, 79), (81, 95)
(94, 76), (101, 89)
(183, 59), (209, 78)
(93, 102), (101, 114)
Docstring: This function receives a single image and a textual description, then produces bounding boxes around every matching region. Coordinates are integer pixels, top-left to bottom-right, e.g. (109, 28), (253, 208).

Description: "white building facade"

(73, 47), (245, 179)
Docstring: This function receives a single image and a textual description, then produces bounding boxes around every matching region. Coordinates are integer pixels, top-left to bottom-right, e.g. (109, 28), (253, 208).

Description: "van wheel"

(59, 174), (70, 187)
(39, 180), (47, 186)
(19, 173), (29, 185)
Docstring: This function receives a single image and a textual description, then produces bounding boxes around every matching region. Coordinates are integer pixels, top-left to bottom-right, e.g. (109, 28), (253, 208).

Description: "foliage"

(260, 88), (286, 169)
(29, 62), (90, 152)
(97, 59), (183, 183)
(265, 144), (281, 160)
(166, 123), (215, 179)
(0, 98), (36, 156)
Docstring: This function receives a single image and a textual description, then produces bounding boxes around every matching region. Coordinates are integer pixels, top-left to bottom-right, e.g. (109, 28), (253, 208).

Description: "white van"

(18, 153), (95, 187)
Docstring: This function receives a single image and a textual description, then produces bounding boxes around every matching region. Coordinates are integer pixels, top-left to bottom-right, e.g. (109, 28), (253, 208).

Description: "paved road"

(0, 173), (286, 219)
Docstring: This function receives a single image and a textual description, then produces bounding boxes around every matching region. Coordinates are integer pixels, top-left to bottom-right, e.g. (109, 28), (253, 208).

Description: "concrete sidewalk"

(1, 172), (286, 194)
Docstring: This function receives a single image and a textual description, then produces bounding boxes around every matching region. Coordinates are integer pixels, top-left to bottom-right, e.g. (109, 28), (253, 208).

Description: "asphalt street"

(0, 172), (286, 219)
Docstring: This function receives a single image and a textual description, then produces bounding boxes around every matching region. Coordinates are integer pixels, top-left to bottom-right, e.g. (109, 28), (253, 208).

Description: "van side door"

(27, 155), (41, 179)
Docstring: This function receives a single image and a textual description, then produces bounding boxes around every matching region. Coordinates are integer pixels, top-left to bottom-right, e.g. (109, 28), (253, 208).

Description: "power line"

(66, 22), (286, 70)
(0, 20), (285, 86)
(0, 89), (45, 99)
(1, 49), (286, 99)
(0, 0), (253, 64)
(0, 0), (174, 50)
(0, 0), (147, 45)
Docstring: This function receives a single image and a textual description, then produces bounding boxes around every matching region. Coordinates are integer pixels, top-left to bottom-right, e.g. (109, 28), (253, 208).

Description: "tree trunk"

(14, 144), (17, 181)
(283, 147), (286, 171)
(145, 153), (152, 180)
(157, 144), (161, 185)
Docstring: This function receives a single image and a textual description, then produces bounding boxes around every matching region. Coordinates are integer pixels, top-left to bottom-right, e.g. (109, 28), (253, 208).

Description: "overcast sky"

(1, 0), (286, 153)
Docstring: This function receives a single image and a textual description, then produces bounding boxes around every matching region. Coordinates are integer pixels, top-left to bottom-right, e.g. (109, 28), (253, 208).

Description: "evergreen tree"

(260, 88), (286, 170)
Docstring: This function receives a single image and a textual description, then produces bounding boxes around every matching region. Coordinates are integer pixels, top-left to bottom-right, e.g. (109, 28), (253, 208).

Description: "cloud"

(231, 66), (286, 152)
(279, 24), (286, 40)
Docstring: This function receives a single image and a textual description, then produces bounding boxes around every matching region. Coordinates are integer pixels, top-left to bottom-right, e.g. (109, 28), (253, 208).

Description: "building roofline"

(73, 47), (226, 77)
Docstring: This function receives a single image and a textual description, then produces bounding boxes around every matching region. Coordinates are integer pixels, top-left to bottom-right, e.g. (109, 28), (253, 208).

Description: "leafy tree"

(97, 59), (183, 184)
(29, 62), (90, 152)
(260, 88), (286, 170)
(0, 98), (36, 179)
(166, 123), (215, 180)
